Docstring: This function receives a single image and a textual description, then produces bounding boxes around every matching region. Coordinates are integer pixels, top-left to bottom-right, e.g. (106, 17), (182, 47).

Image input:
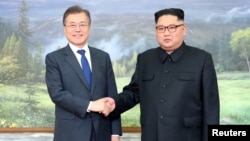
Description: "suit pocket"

(178, 72), (195, 81)
(183, 116), (201, 127)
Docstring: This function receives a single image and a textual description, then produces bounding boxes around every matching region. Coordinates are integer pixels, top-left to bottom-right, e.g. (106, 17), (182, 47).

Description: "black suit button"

(160, 115), (164, 119)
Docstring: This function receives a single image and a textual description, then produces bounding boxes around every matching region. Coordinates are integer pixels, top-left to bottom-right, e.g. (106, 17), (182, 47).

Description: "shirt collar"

(160, 42), (186, 63)
(69, 43), (90, 54)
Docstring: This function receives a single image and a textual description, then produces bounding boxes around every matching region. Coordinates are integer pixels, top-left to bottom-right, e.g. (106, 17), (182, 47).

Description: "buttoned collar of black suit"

(159, 42), (186, 64)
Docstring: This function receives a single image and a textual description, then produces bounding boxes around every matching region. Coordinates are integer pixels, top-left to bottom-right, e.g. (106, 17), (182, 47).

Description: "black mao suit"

(114, 42), (220, 141)
(45, 45), (121, 141)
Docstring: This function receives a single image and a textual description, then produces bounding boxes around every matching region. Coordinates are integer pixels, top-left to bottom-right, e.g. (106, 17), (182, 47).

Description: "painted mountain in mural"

(0, 0), (249, 60)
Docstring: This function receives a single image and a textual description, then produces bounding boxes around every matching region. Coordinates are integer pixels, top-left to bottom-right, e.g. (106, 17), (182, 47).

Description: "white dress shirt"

(69, 42), (92, 71)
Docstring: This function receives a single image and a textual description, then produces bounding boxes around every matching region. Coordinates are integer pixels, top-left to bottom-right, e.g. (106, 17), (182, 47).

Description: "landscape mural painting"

(0, 0), (250, 128)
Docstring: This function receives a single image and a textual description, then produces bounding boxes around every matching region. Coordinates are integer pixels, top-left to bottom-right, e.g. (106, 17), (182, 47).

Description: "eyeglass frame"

(64, 22), (90, 30)
(155, 24), (184, 33)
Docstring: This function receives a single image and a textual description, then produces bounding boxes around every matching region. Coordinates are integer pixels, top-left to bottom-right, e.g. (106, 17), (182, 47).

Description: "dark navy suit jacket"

(45, 45), (121, 141)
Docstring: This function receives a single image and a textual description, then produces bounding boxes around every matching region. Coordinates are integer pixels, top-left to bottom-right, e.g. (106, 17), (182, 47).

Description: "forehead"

(156, 15), (181, 25)
(65, 12), (89, 23)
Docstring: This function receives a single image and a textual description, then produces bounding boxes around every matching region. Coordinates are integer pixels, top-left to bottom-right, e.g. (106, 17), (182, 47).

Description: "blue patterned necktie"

(77, 50), (92, 88)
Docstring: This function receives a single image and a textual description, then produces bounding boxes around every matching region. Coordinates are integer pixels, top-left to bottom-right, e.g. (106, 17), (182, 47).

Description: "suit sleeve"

(202, 53), (220, 141)
(105, 55), (122, 135)
(113, 54), (140, 115)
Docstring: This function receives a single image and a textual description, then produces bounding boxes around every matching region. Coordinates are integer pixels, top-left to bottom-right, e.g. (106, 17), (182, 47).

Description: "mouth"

(164, 39), (171, 42)
(73, 34), (83, 38)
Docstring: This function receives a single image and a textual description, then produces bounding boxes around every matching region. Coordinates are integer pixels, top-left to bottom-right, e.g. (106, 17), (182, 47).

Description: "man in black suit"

(113, 8), (220, 141)
(45, 5), (121, 141)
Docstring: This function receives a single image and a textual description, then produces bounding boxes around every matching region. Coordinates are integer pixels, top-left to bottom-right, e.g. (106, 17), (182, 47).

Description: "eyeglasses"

(155, 24), (184, 33)
(65, 23), (89, 30)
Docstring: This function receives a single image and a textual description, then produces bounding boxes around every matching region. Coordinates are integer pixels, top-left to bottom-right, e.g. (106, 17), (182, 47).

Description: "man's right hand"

(88, 97), (115, 116)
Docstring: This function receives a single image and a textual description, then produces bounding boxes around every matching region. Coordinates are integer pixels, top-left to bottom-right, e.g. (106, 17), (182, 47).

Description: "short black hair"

(63, 5), (91, 26)
(154, 8), (184, 23)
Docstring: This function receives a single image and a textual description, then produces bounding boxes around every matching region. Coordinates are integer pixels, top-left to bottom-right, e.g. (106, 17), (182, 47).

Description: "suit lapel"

(89, 47), (97, 91)
(63, 46), (90, 89)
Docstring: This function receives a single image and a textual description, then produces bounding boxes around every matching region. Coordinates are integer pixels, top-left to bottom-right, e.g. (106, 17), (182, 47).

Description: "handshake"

(88, 97), (116, 117)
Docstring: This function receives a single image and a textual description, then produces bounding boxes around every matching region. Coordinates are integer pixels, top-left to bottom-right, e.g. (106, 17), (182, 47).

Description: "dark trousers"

(90, 120), (96, 141)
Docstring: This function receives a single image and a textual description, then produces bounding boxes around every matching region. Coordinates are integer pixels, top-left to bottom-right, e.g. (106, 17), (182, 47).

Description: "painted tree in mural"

(0, 0), (44, 84)
(18, 0), (31, 47)
(0, 0), (43, 117)
(30, 41), (45, 83)
(0, 18), (13, 51)
(0, 33), (27, 84)
(230, 27), (250, 73)
(113, 52), (137, 77)
(0, 0), (32, 84)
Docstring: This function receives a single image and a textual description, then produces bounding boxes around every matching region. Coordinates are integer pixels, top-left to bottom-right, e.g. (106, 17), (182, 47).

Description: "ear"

(183, 24), (187, 35)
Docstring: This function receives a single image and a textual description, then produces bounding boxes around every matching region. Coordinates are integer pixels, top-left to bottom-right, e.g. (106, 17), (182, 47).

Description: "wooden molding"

(123, 127), (141, 132)
(0, 127), (141, 133)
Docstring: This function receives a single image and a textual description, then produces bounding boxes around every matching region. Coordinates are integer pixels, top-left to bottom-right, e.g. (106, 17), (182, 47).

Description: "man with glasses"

(45, 5), (121, 141)
(112, 8), (220, 141)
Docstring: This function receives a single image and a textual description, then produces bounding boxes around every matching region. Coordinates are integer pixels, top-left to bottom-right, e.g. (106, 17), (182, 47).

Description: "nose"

(163, 29), (171, 35)
(75, 25), (81, 31)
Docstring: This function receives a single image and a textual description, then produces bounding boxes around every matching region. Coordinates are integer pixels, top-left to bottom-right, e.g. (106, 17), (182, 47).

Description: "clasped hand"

(89, 97), (115, 116)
